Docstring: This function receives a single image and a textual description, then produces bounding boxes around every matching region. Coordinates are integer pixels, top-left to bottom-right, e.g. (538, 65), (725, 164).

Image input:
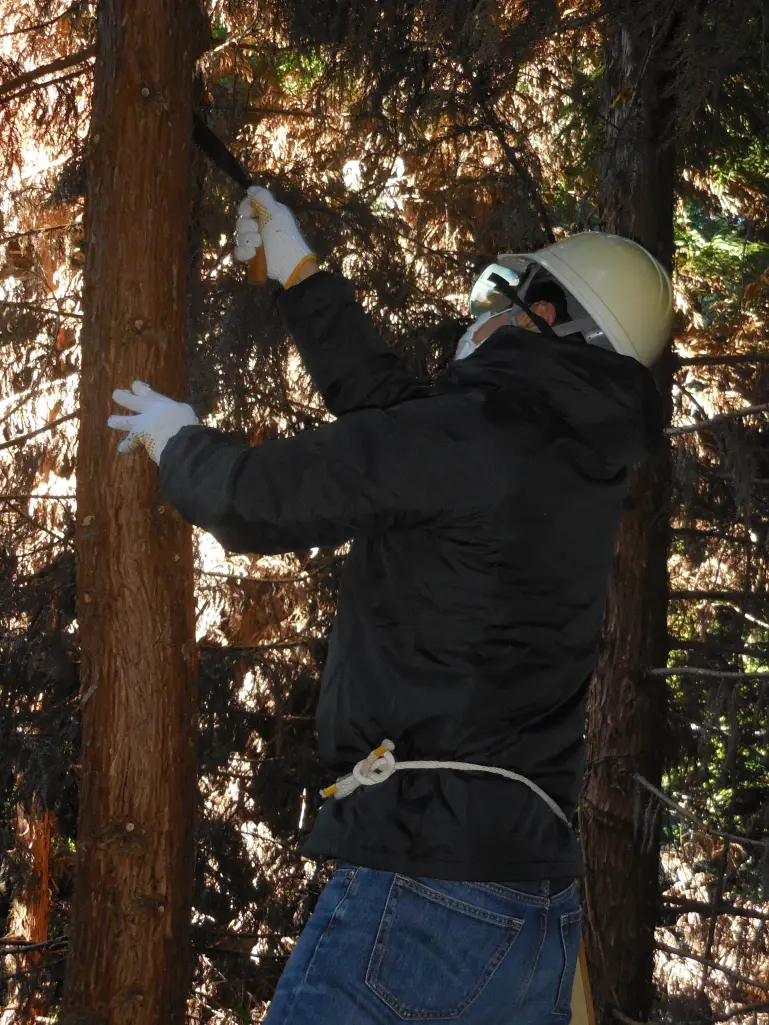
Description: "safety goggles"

(468, 257), (535, 318)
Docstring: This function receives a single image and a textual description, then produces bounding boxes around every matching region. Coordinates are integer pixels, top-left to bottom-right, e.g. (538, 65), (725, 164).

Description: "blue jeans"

(265, 865), (582, 1024)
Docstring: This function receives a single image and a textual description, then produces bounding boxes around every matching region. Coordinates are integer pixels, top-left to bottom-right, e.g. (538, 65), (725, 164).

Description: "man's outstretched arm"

(107, 381), (492, 557)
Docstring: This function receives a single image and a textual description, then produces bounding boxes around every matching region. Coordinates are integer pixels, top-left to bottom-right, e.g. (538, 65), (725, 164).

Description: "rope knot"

(320, 740), (396, 800)
(353, 742), (396, 788)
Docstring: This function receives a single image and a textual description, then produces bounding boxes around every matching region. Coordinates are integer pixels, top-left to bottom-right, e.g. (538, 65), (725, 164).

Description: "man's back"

(304, 320), (657, 880)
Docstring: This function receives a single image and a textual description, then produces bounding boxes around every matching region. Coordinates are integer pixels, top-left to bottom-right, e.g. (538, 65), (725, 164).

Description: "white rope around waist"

(320, 739), (570, 826)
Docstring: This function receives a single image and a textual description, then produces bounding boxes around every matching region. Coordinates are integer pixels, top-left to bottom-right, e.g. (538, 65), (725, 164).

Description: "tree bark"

(1, 804), (53, 1022)
(580, 5), (678, 1022)
(60, 0), (205, 1022)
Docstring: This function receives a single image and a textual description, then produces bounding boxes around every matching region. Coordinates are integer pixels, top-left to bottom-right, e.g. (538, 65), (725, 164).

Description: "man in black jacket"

(108, 188), (672, 1024)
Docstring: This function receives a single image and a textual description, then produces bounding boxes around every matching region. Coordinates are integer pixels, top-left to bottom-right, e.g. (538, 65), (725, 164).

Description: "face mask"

(468, 260), (531, 318)
(453, 308), (517, 361)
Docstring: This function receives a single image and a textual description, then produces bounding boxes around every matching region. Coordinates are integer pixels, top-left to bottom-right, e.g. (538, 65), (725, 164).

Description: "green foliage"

(675, 202), (769, 322)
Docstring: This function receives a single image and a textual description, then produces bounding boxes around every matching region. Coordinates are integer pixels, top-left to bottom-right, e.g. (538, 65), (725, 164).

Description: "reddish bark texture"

(61, 0), (204, 1022)
(580, 7), (677, 1023)
(2, 805), (53, 1022)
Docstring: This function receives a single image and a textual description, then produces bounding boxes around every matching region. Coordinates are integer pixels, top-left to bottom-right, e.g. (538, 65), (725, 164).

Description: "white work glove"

(233, 213), (262, 263)
(234, 186), (314, 287)
(107, 381), (199, 464)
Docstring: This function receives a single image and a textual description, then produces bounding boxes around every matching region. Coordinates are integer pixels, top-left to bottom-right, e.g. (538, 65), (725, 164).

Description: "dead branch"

(668, 638), (769, 657)
(647, 666), (769, 681)
(0, 45), (95, 100)
(714, 1001), (769, 1022)
(666, 403), (769, 437)
(633, 774), (769, 849)
(242, 106), (326, 122)
(0, 222), (76, 244)
(677, 353), (769, 367)
(198, 561), (336, 585)
(669, 590), (769, 603)
(0, 494), (75, 501)
(612, 1011), (664, 1025)
(1, 500), (70, 544)
(1, 65), (92, 106)
(0, 935), (67, 954)
(480, 100), (556, 245)
(672, 528), (752, 545)
(0, 3), (81, 37)
(199, 639), (313, 652)
(655, 941), (769, 993)
(0, 410), (78, 451)
(555, 12), (604, 34)
(663, 896), (769, 924)
(0, 299), (82, 318)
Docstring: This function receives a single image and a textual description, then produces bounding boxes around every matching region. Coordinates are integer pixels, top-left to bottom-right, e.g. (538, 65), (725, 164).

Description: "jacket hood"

(438, 326), (663, 475)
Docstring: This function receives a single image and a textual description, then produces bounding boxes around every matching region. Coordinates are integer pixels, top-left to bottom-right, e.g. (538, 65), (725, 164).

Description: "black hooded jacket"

(159, 271), (662, 881)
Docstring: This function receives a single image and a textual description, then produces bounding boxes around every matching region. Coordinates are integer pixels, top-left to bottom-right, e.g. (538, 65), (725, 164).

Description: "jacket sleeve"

(158, 404), (489, 555)
(277, 271), (428, 417)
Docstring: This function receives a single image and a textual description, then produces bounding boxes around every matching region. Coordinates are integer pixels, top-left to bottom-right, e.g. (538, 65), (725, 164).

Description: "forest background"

(1, 0), (769, 1023)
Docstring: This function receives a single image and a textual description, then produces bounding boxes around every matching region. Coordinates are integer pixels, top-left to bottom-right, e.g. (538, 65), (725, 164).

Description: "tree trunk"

(580, 5), (678, 1022)
(1, 804), (53, 1022)
(60, 0), (204, 1021)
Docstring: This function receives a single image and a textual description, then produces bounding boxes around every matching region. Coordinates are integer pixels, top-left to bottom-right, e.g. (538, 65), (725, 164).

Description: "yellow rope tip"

(373, 745), (388, 757)
(321, 785), (338, 798)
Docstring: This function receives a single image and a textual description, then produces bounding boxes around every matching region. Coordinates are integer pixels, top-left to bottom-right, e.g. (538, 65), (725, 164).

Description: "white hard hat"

(491, 233), (673, 366)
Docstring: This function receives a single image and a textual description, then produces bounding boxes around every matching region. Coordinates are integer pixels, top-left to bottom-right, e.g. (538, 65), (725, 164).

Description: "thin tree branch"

(663, 896), (769, 924)
(555, 12), (604, 34)
(479, 100), (556, 244)
(198, 562), (336, 585)
(1, 957), (66, 984)
(655, 941), (769, 993)
(0, 935), (67, 953)
(2, 500), (69, 544)
(200, 15), (260, 57)
(199, 639), (313, 652)
(613, 1011), (663, 1025)
(0, 370), (79, 429)
(242, 106), (326, 122)
(731, 605), (769, 632)
(715, 1001), (769, 1022)
(672, 528), (752, 545)
(1, 65), (92, 106)
(667, 638), (769, 657)
(0, 410), (79, 451)
(633, 774), (769, 849)
(613, 1010), (769, 1025)
(0, 299), (82, 318)
(647, 666), (769, 681)
(669, 590), (769, 603)
(0, 494), (75, 501)
(0, 222), (76, 244)
(677, 353), (769, 367)
(0, 3), (80, 37)
(0, 45), (95, 100)
(666, 403), (769, 437)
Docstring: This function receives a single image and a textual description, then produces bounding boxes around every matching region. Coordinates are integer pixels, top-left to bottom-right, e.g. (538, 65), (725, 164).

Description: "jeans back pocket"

(366, 875), (524, 1020)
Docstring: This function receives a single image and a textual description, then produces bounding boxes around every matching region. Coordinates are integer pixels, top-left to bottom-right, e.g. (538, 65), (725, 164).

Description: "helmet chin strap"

(488, 272), (559, 339)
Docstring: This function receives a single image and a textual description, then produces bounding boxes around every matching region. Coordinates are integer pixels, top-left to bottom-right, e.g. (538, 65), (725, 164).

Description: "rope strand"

(320, 740), (570, 826)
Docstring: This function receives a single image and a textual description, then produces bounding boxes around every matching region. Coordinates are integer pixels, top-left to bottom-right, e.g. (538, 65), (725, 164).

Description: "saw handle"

(245, 194), (268, 284)
(247, 245), (268, 284)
